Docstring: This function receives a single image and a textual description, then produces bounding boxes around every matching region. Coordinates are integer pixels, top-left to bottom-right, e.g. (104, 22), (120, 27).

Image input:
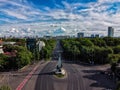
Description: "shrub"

(0, 85), (11, 90)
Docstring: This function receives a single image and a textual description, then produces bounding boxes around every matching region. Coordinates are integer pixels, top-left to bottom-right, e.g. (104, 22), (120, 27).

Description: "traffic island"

(53, 52), (67, 79)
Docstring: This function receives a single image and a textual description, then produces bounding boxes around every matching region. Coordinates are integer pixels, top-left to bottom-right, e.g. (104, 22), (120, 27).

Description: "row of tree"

(0, 45), (33, 71)
(60, 37), (120, 64)
(0, 38), (56, 71)
(40, 39), (56, 60)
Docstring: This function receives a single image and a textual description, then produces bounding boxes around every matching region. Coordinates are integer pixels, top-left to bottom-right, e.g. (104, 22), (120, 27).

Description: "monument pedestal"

(55, 68), (66, 75)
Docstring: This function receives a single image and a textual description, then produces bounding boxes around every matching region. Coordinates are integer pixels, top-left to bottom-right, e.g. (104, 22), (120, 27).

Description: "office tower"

(95, 34), (99, 38)
(91, 34), (95, 38)
(77, 32), (84, 38)
(108, 27), (114, 37)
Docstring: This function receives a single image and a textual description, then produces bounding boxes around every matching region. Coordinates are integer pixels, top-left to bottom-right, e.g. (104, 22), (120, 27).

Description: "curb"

(16, 62), (40, 90)
(18, 65), (29, 72)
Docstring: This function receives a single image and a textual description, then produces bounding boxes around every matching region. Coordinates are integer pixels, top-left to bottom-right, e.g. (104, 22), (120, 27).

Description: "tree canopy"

(60, 37), (120, 64)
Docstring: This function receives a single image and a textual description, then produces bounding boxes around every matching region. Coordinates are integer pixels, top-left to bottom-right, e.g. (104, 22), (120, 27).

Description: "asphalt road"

(22, 61), (116, 90)
(23, 40), (116, 90)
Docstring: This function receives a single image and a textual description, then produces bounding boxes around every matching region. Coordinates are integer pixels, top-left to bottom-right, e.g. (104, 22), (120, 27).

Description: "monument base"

(55, 68), (66, 75)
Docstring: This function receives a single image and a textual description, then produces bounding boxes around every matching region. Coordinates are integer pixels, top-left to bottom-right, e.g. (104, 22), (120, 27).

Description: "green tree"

(16, 46), (33, 68)
(79, 38), (93, 47)
(103, 37), (120, 46)
(0, 54), (9, 70)
(1, 45), (33, 69)
(90, 38), (106, 47)
(108, 54), (120, 64)
(40, 39), (56, 60)
(116, 81), (120, 90)
(94, 47), (113, 64)
(61, 38), (114, 64)
(113, 45), (120, 54)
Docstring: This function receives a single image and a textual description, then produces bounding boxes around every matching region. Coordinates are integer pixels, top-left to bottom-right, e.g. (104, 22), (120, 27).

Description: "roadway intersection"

(22, 61), (116, 90)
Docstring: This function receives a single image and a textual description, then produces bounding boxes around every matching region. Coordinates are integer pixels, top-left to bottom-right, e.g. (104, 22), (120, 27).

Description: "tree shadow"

(82, 69), (116, 90)
(63, 59), (95, 67)
(37, 71), (55, 75)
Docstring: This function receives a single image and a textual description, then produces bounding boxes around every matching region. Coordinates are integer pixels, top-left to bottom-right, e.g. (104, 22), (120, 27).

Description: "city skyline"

(0, 0), (120, 37)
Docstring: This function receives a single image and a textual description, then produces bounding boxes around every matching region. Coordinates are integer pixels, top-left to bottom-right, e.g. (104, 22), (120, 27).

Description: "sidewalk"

(0, 75), (5, 83)
(0, 60), (46, 88)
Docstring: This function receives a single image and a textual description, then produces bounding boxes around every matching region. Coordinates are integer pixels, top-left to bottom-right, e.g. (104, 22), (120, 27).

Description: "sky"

(0, 0), (120, 37)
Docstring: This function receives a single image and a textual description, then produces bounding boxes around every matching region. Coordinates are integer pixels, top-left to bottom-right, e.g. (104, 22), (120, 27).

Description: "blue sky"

(0, 0), (120, 37)
(0, 0), (120, 24)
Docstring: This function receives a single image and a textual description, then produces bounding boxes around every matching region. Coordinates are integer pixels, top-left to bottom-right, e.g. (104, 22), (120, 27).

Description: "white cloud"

(2, 9), (28, 20)
(0, 0), (42, 21)
(0, 0), (120, 37)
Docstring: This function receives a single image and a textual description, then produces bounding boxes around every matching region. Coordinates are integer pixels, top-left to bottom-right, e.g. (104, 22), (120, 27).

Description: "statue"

(53, 52), (65, 75)
(56, 53), (62, 72)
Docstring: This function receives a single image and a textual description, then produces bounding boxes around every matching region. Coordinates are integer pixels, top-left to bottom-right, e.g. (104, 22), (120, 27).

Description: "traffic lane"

(35, 62), (56, 90)
(22, 61), (49, 90)
(63, 63), (90, 90)
(35, 62), (89, 90)
(35, 61), (68, 90)
(35, 61), (116, 90)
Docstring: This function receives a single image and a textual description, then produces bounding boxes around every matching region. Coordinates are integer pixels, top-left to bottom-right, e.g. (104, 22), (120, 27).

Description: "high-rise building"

(91, 34), (95, 38)
(108, 27), (114, 37)
(95, 34), (99, 38)
(90, 34), (100, 38)
(77, 32), (84, 38)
